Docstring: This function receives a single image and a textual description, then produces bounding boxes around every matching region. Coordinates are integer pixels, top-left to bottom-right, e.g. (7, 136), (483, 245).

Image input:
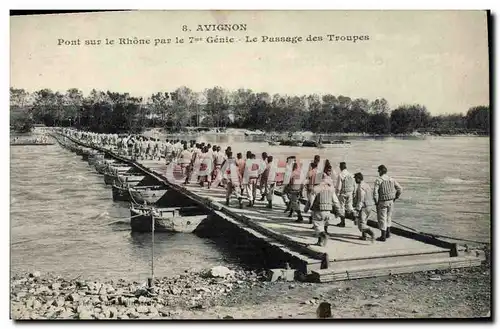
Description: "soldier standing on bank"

(373, 165), (403, 242)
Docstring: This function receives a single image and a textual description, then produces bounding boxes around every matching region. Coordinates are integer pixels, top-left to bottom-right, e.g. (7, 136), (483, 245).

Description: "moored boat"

(128, 185), (168, 205)
(94, 159), (118, 174)
(112, 183), (130, 202)
(130, 204), (208, 233)
(88, 153), (105, 166)
(117, 174), (145, 187)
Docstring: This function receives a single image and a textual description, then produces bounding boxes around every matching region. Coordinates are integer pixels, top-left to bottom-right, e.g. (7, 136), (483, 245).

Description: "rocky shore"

(10, 266), (265, 320)
(11, 264), (491, 320)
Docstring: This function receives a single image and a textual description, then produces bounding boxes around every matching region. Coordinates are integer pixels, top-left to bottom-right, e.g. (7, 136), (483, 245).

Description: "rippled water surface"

(10, 135), (490, 280)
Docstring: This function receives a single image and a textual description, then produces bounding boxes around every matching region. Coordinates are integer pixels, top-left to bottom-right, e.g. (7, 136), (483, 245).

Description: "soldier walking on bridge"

(309, 164), (340, 247)
(336, 162), (356, 228)
(373, 165), (403, 242)
(353, 172), (375, 242)
(224, 151), (243, 208)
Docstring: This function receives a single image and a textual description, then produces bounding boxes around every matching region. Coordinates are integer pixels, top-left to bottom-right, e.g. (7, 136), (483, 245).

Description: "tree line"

(10, 87), (490, 135)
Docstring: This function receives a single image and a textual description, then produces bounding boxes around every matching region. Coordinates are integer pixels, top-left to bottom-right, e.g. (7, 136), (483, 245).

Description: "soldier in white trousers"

(308, 165), (340, 247)
(335, 162), (356, 228)
(353, 172), (375, 242)
(373, 165), (403, 242)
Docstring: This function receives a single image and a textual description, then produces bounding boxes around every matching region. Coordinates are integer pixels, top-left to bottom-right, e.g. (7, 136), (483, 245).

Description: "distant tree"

(171, 86), (197, 131)
(247, 92), (271, 129)
(466, 106), (490, 133)
(10, 88), (33, 132)
(65, 88), (83, 127)
(15, 85), (488, 136)
(230, 88), (254, 127)
(150, 92), (172, 126)
(10, 88), (31, 109)
(390, 104), (431, 134)
(204, 86), (231, 128)
(32, 89), (58, 126)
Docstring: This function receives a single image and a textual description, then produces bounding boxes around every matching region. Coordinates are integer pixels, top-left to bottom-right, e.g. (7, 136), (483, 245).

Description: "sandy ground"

(178, 265), (491, 320)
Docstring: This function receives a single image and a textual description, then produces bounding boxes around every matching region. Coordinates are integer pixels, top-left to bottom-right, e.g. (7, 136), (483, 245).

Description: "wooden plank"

(312, 254), (485, 282)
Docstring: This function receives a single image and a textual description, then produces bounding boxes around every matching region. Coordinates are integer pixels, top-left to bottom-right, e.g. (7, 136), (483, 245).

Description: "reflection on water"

(10, 135), (490, 281)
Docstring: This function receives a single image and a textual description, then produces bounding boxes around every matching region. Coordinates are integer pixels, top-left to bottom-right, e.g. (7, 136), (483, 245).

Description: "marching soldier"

(178, 144), (193, 176)
(335, 162), (356, 227)
(244, 153), (261, 206)
(353, 172), (375, 241)
(373, 165), (402, 242)
(236, 152), (246, 196)
(223, 151), (243, 208)
(308, 164), (340, 247)
(282, 156), (296, 213)
(285, 162), (304, 222)
(212, 146), (226, 187)
(260, 156), (275, 208)
(259, 152), (268, 200)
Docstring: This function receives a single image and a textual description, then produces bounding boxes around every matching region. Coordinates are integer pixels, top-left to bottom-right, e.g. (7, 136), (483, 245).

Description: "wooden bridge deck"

(57, 138), (486, 282)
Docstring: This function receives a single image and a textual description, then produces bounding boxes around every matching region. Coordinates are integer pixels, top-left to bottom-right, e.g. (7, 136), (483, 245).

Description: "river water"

(10, 134), (490, 281)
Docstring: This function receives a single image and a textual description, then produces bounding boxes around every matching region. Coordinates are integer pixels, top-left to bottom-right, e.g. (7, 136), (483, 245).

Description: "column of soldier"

(62, 128), (402, 248)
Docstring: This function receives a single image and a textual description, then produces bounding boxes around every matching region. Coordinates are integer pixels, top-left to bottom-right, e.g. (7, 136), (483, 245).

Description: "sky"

(10, 10), (489, 114)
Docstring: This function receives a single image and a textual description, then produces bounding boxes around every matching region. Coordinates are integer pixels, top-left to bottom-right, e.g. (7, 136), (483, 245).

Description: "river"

(10, 134), (490, 281)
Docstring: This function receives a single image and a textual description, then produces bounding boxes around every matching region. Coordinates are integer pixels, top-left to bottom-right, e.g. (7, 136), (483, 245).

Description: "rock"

(33, 300), (42, 310)
(363, 302), (381, 307)
(169, 287), (181, 295)
(117, 314), (129, 320)
(16, 291), (27, 298)
(268, 269), (283, 282)
(223, 315), (234, 319)
(117, 296), (127, 306)
(159, 307), (171, 317)
(134, 287), (149, 297)
(371, 294), (380, 298)
(429, 275), (442, 281)
(59, 311), (74, 319)
(67, 293), (80, 302)
(412, 309), (418, 313)
(148, 306), (158, 315)
(53, 298), (66, 308)
(25, 298), (35, 308)
(108, 307), (118, 318)
(289, 284), (296, 289)
(95, 313), (106, 320)
(209, 266), (235, 278)
(316, 302), (332, 318)
(99, 295), (108, 303)
(195, 287), (211, 293)
(76, 280), (86, 288)
(51, 282), (61, 290)
(128, 311), (140, 319)
(30, 271), (41, 278)
(136, 305), (149, 313)
(78, 310), (93, 320)
(102, 308), (111, 318)
(138, 296), (149, 304)
(36, 285), (50, 295)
